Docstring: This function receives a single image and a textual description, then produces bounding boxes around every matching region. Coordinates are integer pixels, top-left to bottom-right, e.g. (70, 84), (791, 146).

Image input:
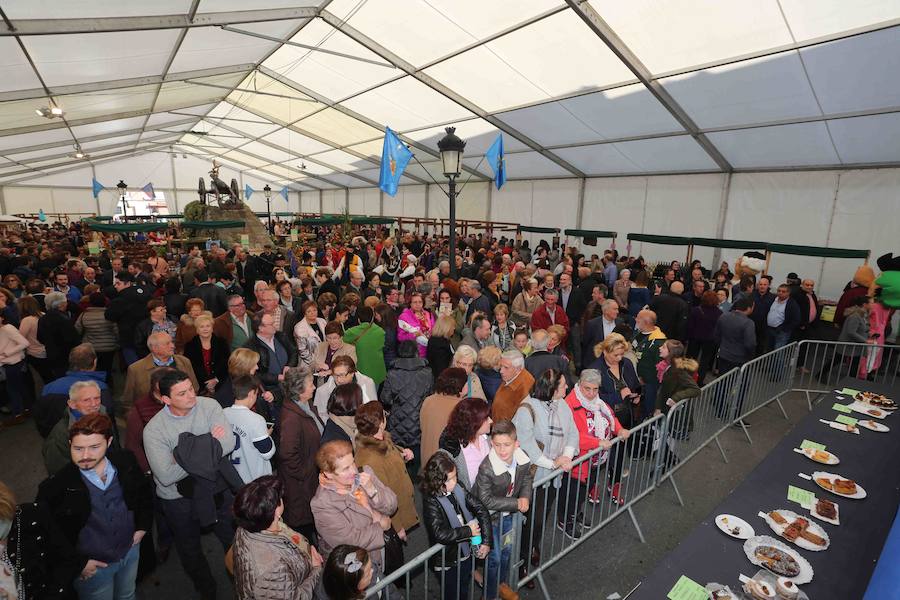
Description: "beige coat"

(311, 341), (356, 370)
(354, 433), (419, 532)
(511, 292), (542, 329)
(419, 393), (461, 471)
(122, 354), (199, 411)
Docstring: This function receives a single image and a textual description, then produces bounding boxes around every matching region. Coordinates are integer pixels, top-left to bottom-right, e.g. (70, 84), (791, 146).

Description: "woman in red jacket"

(564, 368), (631, 507)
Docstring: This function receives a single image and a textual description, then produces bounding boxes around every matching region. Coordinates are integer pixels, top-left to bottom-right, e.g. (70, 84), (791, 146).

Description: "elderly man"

(343, 269), (365, 298)
(582, 299), (624, 365)
(37, 291), (81, 379)
(258, 288), (296, 338)
(76, 266), (99, 291)
(37, 343), (114, 438)
(312, 354), (377, 425)
(492, 349), (535, 421)
(632, 309), (667, 420)
(649, 281), (690, 342)
(525, 329), (574, 387)
(792, 278), (820, 367)
(36, 413), (151, 599)
(530, 288), (570, 343)
(123, 331), (198, 413)
(213, 294), (255, 351)
(460, 314), (496, 352)
(465, 280), (492, 322)
(244, 312), (298, 420)
(767, 284), (802, 351)
(42, 380), (118, 475)
(143, 370), (235, 600)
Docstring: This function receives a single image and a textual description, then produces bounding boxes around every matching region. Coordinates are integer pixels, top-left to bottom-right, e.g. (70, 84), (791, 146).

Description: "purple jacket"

(687, 305), (722, 343)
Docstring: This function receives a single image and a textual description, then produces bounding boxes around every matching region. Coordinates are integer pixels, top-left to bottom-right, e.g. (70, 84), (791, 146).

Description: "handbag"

(382, 526), (405, 576)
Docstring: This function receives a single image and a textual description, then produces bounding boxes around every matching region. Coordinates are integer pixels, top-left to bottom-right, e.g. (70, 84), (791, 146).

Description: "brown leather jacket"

(233, 527), (322, 600)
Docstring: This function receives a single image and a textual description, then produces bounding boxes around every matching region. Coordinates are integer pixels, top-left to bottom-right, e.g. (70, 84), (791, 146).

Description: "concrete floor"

(1, 386), (813, 600)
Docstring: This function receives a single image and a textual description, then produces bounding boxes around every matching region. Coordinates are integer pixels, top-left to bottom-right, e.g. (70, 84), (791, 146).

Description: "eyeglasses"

(229, 301), (244, 307)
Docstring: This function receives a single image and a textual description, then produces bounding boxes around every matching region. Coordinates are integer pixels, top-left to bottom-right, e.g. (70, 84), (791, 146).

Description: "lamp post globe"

(437, 127), (466, 278)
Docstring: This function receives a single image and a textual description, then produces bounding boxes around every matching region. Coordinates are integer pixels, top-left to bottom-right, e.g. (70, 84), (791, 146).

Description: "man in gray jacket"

(713, 297), (756, 423)
(143, 369), (235, 600)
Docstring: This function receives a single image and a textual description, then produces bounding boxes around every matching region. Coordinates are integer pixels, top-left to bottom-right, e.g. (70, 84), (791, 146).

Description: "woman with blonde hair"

(215, 348), (274, 408)
(184, 313), (230, 396)
(590, 332), (641, 428)
(174, 298), (206, 353)
(475, 346), (502, 404)
(453, 345), (486, 401)
(426, 314), (456, 380)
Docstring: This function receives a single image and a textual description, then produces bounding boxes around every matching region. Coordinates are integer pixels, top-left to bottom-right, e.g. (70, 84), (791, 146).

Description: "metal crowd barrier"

(792, 340), (899, 408)
(516, 413), (665, 599)
(653, 367), (741, 506)
(731, 343), (800, 444)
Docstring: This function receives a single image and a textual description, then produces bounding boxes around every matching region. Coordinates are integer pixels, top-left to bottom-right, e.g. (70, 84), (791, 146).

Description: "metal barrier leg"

(775, 397), (789, 420)
(804, 390), (812, 411)
(714, 435), (728, 464)
(738, 420), (753, 445)
(537, 572), (553, 600)
(669, 475), (684, 507)
(627, 506), (646, 543)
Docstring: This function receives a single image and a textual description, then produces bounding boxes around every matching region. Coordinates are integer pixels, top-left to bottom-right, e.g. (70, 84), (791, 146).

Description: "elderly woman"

(294, 300), (327, 368)
(175, 297), (206, 354)
(397, 292), (434, 358)
(321, 383), (364, 446)
(511, 278), (541, 329)
(613, 269), (633, 310)
(317, 292), (338, 322)
(279, 366), (323, 541)
(419, 367), (469, 470)
(232, 475), (323, 600)
(491, 303), (516, 351)
(564, 369), (631, 507)
(475, 346), (502, 405)
(513, 368), (581, 553)
(277, 280), (303, 315)
(311, 440), (398, 580)
(135, 298), (178, 358)
(184, 313), (230, 396)
(438, 397), (492, 491)
(426, 315), (455, 380)
(452, 345), (486, 401)
(589, 332), (641, 429)
(313, 321), (357, 376)
(354, 401), (418, 545)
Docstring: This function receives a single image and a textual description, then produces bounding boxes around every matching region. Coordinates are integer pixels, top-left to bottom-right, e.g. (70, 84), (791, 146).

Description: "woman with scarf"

(294, 300), (327, 368)
(452, 345), (486, 401)
(397, 293), (434, 358)
(421, 451), (492, 600)
(311, 440), (397, 588)
(565, 369), (631, 508)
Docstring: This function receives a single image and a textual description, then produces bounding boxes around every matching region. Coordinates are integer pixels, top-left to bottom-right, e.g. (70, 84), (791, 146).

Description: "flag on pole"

(38, 209), (46, 222)
(141, 182), (156, 199)
(485, 134), (506, 190)
(92, 177), (105, 199)
(279, 186), (289, 202)
(378, 127), (413, 197)
(244, 184), (254, 200)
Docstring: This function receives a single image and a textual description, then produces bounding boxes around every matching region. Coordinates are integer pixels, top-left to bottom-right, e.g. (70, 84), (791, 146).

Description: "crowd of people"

(0, 220), (889, 600)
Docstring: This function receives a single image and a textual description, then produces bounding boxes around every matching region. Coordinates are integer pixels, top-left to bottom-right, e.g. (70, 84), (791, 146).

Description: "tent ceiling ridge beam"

(0, 7), (320, 36)
(221, 25), (395, 68)
(184, 77), (318, 102)
(256, 66), (485, 182)
(319, 10), (586, 178)
(0, 63), (255, 102)
(566, 0), (732, 172)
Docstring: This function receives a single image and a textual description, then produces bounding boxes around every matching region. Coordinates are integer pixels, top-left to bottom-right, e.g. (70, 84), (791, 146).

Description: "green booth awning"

(564, 229), (617, 239)
(88, 215), (114, 221)
(83, 220), (168, 233)
(518, 225), (559, 234)
(626, 233), (694, 246)
(350, 216), (396, 225)
(690, 237), (767, 250)
(297, 216), (343, 225)
(626, 233), (869, 259)
(767, 243), (869, 259)
(181, 220), (245, 229)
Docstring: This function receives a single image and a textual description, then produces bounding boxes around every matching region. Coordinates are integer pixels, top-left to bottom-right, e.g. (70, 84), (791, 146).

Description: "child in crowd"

(322, 545), (374, 600)
(472, 420), (534, 600)
(224, 375), (276, 483)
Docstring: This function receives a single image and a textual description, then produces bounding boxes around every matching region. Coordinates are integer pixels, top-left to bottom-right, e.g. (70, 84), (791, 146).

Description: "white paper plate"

(743, 570), (810, 600)
(758, 509), (830, 551)
(819, 418), (860, 434)
(859, 419), (890, 432)
(812, 471), (867, 499)
(848, 401), (888, 419)
(743, 535), (814, 584)
(715, 514), (755, 540)
(794, 446), (839, 465)
(810, 498), (840, 526)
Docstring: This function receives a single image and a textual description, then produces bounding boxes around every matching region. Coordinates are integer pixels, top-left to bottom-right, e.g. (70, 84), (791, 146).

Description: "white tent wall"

(300, 191), (319, 214)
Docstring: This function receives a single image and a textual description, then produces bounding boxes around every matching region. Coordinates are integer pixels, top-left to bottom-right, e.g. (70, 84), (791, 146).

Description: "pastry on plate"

(775, 576), (799, 599)
(744, 578), (776, 599)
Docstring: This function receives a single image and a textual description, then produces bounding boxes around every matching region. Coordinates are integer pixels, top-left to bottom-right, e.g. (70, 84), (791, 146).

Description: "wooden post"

(864, 251), (870, 265)
(764, 250), (772, 275)
(686, 244), (694, 266)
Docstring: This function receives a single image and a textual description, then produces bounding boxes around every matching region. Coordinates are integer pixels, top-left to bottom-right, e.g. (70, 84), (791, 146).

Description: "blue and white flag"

(279, 186), (289, 202)
(38, 209), (46, 222)
(485, 134), (506, 190)
(378, 127), (413, 197)
(92, 177), (105, 199)
(141, 182), (156, 199)
(244, 184), (254, 200)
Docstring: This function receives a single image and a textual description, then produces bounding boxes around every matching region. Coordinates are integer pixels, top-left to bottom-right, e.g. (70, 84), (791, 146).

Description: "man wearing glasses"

(213, 294), (255, 351)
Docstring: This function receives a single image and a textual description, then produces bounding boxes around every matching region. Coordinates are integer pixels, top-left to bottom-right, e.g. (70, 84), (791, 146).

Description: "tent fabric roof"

(2, 2), (900, 189)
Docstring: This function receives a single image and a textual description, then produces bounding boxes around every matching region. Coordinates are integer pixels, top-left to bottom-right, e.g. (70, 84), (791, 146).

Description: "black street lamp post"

(263, 184), (272, 232)
(116, 180), (128, 219)
(437, 127), (465, 279)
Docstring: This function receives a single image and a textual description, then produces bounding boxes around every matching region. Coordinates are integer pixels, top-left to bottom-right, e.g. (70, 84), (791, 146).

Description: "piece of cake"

(775, 577), (799, 599)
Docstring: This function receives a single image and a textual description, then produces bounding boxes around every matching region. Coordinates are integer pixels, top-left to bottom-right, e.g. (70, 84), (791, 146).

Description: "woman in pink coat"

(397, 293), (434, 358)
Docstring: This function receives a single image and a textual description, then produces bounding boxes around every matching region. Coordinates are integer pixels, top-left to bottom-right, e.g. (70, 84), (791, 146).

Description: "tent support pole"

(318, 190), (323, 215)
(764, 250), (772, 275)
(576, 177), (586, 230)
(818, 173), (841, 287)
(169, 153), (179, 213)
(711, 172), (732, 269)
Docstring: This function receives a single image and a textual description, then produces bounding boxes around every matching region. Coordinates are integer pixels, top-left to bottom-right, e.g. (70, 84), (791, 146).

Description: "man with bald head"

(649, 280), (690, 343)
(633, 309), (667, 419)
(122, 331), (199, 412)
(792, 278), (820, 366)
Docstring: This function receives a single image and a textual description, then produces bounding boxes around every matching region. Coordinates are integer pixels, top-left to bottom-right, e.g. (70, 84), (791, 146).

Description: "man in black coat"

(558, 272), (587, 370)
(524, 329), (574, 387)
(104, 271), (149, 366)
(792, 278), (820, 365)
(35, 413), (152, 599)
(751, 276), (776, 356)
(189, 269), (227, 317)
(582, 299), (624, 364)
(37, 291), (81, 380)
(649, 281), (690, 342)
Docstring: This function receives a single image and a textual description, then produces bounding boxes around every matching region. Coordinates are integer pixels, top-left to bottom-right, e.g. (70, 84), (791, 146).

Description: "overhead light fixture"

(35, 100), (64, 119)
(299, 162), (306, 170)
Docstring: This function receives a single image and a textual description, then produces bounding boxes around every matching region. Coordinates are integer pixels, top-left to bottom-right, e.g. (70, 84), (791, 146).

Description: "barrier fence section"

(515, 413), (665, 599)
(653, 367), (741, 506)
(732, 343), (799, 444)
(792, 340), (900, 407)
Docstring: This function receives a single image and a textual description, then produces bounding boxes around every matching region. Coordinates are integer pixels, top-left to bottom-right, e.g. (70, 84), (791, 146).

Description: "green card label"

(835, 415), (858, 426)
(800, 440), (826, 451)
(667, 575), (708, 600)
(787, 485), (816, 507)
(840, 388), (860, 396)
(832, 403), (853, 414)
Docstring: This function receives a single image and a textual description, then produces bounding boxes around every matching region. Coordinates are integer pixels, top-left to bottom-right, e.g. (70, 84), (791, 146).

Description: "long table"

(631, 379), (900, 599)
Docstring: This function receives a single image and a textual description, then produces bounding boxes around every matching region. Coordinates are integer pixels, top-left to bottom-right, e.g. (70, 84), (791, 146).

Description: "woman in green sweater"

(343, 305), (386, 386)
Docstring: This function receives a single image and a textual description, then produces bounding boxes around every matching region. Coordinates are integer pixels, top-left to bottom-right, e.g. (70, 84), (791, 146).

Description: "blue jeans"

(3, 361), (25, 415)
(72, 543), (139, 600)
(486, 514), (514, 599)
(769, 328), (791, 351)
